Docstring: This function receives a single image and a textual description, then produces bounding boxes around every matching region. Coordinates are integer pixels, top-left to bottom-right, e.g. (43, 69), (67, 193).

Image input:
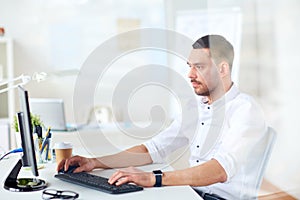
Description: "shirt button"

(201, 122), (204, 125)
(196, 145), (199, 148)
(207, 106), (210, 109)
(196, 160), (199, 163)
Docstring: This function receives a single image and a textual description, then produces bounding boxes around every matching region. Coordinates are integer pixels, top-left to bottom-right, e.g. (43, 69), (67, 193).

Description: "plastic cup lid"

(53, 142), (73, 149)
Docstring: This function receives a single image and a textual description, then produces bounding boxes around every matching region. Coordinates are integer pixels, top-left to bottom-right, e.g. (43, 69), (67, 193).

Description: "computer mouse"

(58, 165), (79, 174)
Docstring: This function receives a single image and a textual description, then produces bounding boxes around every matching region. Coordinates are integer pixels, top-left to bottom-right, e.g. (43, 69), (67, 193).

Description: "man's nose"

(188, 66), (197, 79)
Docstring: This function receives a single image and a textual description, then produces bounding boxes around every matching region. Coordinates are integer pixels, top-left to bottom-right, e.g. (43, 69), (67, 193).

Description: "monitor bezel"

(18, 86), (39, 176)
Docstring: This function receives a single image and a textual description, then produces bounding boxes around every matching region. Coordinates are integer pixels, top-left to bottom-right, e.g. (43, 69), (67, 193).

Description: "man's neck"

(206, 81), (233, 105)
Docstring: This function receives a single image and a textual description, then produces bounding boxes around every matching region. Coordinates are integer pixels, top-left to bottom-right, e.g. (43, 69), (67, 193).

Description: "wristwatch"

(152, 170), (163, 187)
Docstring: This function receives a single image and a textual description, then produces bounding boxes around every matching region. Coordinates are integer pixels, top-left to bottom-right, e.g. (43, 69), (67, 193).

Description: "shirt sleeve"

(143, 116), (189, 163)
(213, 95), (267, 182)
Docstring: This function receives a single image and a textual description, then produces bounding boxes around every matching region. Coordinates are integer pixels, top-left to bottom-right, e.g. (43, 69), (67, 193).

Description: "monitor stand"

(4, 159), (47, 192)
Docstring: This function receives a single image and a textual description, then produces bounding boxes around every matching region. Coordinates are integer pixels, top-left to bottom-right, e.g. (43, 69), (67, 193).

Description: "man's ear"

(219, 62), (230, 77)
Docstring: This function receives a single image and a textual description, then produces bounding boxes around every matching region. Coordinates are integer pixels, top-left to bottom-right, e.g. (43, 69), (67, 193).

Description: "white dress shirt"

(144, 85), (267, 199)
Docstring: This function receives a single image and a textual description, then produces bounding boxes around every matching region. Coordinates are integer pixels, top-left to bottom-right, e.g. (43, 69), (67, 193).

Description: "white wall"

(0, 0), (168, 124)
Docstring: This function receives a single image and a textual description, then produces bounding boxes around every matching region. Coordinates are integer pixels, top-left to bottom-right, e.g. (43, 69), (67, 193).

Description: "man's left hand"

(108, 167), (156, 187)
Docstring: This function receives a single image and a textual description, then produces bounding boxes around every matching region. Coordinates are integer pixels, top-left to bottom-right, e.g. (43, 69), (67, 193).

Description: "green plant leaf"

(13, 113), (44, 132)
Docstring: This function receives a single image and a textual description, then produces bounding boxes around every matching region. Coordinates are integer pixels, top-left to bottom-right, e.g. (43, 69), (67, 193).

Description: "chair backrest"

(254, 127), (277, 194)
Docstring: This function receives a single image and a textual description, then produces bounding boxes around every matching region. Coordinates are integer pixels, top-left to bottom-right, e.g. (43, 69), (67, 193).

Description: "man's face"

(187, 48), (221, 96)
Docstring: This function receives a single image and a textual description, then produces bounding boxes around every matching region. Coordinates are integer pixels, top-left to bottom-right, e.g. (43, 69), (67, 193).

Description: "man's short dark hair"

(192, 35), (234, 70)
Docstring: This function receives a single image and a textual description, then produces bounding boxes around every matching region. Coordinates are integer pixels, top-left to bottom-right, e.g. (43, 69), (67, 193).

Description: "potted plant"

(13, 113), (44, 137)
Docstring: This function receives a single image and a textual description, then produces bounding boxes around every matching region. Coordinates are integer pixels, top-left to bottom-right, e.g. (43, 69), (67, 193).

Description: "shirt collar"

(200, 83), (240, 108)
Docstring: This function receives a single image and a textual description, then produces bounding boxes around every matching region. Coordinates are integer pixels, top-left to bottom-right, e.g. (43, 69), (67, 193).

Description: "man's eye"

(195, 65), (204, 70)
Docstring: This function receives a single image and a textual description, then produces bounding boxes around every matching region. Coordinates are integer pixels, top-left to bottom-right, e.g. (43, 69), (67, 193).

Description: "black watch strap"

(153, 170), (163, 187)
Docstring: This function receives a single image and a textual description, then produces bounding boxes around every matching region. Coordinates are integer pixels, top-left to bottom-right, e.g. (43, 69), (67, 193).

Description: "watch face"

(153, 170), (163, 175)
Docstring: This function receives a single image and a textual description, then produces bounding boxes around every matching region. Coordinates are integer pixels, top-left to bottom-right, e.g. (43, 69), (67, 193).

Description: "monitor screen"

(17, 86), (39, 176)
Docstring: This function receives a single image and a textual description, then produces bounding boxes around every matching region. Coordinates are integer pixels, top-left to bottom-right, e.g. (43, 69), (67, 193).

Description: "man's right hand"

(56, 155), (97, 173)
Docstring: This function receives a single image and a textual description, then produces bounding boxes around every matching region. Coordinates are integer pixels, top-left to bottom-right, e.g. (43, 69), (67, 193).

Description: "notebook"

(29, 98), (76, 131)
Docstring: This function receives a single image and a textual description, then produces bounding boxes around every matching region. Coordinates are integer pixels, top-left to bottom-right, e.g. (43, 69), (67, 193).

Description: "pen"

(44, 141), (49, 161)
(45, 132), (52, 160)
(36, 125), (43, 139)
(44, 127), (51, 139)
(40, 127), (51, 154)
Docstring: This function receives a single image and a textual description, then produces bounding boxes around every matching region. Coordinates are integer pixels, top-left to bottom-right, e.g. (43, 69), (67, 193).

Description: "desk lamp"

(0, 72), (47, 94)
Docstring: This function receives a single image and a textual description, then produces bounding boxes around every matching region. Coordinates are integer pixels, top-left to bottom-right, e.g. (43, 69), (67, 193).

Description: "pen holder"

(35, 137), (43, 164)
(35, 137), (53, 164)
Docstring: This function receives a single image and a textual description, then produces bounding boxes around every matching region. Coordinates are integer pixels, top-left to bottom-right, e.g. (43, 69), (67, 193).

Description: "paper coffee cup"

(53, 142), (73, 164)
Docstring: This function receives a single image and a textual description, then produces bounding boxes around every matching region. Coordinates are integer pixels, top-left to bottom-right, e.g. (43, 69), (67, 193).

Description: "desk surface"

(1, 155), (201, 200)
(0, 126), (201, 200)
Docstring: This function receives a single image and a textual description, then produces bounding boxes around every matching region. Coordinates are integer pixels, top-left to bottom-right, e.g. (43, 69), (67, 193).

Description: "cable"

(0, 148), (23, 161)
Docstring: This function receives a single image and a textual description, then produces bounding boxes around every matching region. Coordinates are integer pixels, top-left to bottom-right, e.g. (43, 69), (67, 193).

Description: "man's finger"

(115, 176), (130, 186)
(108, 170), (125, 184)
(56, 159), (66, 171)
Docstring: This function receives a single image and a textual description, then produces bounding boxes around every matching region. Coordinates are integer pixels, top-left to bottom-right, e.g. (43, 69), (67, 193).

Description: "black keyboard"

(54, 172), (143, 194)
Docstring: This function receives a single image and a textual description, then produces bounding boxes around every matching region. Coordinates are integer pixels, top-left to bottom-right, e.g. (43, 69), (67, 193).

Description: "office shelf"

(0, 37), (14, 150)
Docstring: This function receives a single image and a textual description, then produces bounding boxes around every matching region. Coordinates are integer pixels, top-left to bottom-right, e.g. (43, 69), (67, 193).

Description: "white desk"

(1, 125), (201, 199)
(0, 155), (201, 200)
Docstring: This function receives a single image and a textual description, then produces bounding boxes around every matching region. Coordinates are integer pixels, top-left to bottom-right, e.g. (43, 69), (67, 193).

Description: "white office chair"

(253, 127), (277, 198)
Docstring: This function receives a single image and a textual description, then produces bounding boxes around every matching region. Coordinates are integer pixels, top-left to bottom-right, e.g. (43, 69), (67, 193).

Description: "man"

(58, 35), (267, 199)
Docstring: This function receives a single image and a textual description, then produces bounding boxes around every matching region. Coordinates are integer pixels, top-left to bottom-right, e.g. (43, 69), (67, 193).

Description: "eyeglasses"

(42, 189), (79, 199)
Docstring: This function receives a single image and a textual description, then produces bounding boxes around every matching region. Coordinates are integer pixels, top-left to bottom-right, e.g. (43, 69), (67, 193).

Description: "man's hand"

(108, 167), (156, 187)
(56, 155), (96, 173)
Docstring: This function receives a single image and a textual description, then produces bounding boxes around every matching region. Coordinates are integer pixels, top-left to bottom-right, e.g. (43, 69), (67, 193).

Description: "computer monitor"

(4, 86), (47, 192)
